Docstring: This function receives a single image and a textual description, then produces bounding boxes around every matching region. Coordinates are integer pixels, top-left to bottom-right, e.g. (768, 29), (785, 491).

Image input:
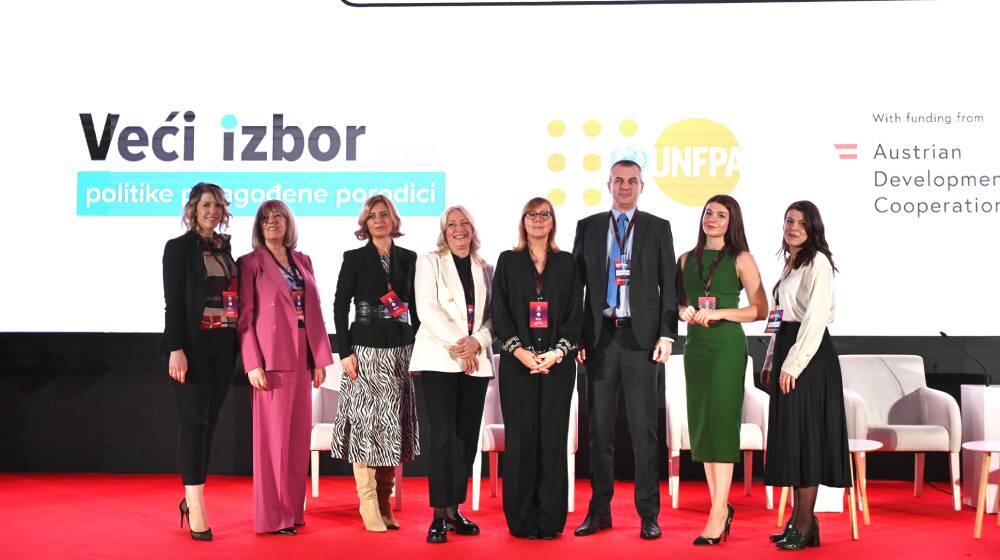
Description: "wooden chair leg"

(490, 452), (499, 497)
(393, 464), (403, 511)
(859, 451), (871, 525)
(743, 450), (752, 496)
(849, 454), (859, 540)
(777, 486), (789, 527)
(975, 452), (990, 539)
(914, 452), (925, 497)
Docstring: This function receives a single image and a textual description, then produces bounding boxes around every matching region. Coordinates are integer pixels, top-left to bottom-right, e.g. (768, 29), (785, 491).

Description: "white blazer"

(409, 251), (495, 377)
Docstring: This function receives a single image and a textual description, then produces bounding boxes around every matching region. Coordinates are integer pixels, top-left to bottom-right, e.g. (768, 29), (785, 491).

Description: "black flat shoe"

(427, 518), (448, 544)
(539, 531), (559, 540)
(271, 527), (297, 536)
(574, 513), (612, 536)
(693, 504), (734, 546)
(640, 517), (661, 540)
(179, 498), (213, 541)
(445, 510), (480, 535)
(770, 521), (793, 543)
(776, 518), (820, 550)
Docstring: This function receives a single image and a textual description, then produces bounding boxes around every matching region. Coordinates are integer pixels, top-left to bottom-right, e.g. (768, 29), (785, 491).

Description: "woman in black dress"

(492, 197), (583, 539)
(161, 183), (239, 541)
(762, 200), (850, 550)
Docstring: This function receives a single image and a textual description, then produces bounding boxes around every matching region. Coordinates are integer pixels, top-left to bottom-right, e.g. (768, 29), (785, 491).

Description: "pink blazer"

(237, 248), (334, 373)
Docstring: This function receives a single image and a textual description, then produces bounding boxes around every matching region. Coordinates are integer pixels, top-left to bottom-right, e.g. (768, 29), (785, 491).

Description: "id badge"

(380, 290), (409, 318)
(222, 291), (239, 318)
(292, 290), (305, 319)
(698, 296), (717, 310)
(467, 303), (475, 334)
(763, 308), (784, 334)
(614, 259), (631, 286)
(529, 300), (549, 328)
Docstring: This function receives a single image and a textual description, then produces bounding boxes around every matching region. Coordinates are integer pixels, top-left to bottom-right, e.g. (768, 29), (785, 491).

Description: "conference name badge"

(222, 291), (239, 318)
(380, 290), (409, 318)
(614, 259), (631, 286)
(698, 296), (717, 310)
(292, 290), (305, 319)
(764, 308), (784, 334)
(529, 300), (549, 328)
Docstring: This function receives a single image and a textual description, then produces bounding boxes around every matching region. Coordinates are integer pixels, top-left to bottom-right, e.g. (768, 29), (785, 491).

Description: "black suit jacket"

(333, 241), (421, 357)
(161, 230), (231, 354)
(491, 249), (583, 360)
(572, 209), (678, 350)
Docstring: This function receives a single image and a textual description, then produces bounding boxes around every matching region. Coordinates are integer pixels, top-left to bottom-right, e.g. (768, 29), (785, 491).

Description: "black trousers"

(421, 371), (489, 508)
(169, 328), (236, 485)
(585, 323), (660, 520)
(498, 354), (575, 536)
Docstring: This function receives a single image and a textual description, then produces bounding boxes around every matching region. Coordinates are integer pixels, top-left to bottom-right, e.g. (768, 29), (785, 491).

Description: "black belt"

(604, 316), (632, 329)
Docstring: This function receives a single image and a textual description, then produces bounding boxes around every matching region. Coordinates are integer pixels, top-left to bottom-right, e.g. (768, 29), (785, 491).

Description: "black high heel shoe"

(770, 521), (793, 543)
(179, 499), (213, 541)
(693, 504), (734, 546)
(776, 517), (820, 550)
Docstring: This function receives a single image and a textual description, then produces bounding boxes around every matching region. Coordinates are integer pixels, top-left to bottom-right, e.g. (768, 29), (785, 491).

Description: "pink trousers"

(252, 330), (312, 533)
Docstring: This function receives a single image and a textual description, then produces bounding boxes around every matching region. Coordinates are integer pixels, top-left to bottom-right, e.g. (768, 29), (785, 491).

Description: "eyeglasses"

(524, 211), (552, 221)
(367, 211), (392, 222)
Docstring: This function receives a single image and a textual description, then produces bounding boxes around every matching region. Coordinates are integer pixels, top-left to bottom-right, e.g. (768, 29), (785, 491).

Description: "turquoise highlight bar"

(77, 171), (446, 216)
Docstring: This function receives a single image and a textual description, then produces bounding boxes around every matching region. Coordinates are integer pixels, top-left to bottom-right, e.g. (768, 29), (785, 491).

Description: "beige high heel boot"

(375, 466), (400, 529)
(353, 463), (387, 532)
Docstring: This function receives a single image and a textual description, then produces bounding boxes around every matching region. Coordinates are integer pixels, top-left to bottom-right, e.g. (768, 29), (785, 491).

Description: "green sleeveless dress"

(682, 249), (748, 463)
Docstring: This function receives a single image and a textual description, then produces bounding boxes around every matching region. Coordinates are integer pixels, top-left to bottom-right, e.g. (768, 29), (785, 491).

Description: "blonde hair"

(514, 197), (559, 252)
(251, 200), (298, 250)
(435, 205), (484, 265)
(182, 183), (231, 232)
(354, 195), (403, 241)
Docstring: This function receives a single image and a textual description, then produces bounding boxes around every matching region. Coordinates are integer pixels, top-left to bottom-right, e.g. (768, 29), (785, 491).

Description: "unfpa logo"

(544, 117), (740, 209)
(654, 118), (741, 207)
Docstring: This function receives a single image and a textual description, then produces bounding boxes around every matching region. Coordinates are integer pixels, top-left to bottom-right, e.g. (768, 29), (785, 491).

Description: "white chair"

(472, 355), (579, 512)
(309, 359), (402, 510)
(664, 354), (773, 509)
(839, 354), (962, 511)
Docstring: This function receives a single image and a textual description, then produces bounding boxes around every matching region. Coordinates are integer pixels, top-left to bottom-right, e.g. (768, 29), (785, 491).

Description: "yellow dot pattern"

(548, 154), (566, 172)
(548, 188), (567, 206)
(583, 188), (603, 206)
(583, 119), (602, 137)
(548, 120), (566, 137)
(583, 153), (601, 172)
(620, 119), (638, 137)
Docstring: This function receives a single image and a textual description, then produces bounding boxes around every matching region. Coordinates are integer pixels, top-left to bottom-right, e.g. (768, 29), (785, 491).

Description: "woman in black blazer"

(330, 194), (422, 532)
(492, 197), (583, 539)
(161, 183), (239, 541)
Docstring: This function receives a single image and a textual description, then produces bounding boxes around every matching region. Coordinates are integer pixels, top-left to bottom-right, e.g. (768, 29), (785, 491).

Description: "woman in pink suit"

(237, 200), (334, 535)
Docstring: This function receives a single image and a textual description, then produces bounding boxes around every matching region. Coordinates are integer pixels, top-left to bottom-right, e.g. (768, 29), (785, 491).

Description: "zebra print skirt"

(330, 344), (420, 466)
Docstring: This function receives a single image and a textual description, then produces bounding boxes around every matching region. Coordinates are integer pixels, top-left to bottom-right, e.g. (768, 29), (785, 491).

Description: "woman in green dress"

(678, 194), (768, 546)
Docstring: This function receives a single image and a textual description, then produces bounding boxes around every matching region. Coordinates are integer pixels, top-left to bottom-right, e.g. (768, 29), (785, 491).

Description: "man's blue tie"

(606, 213), (628, 310)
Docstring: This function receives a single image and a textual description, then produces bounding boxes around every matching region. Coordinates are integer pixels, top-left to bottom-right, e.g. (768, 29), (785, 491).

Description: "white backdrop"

(2, 0), (997, 335)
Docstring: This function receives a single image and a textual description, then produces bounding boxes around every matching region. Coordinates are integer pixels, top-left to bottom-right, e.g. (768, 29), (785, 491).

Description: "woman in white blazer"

(410, 205), (495, 544)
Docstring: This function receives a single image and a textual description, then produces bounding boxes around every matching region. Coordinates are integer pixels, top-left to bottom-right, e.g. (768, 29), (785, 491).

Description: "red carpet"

(2, 474), (997, 559)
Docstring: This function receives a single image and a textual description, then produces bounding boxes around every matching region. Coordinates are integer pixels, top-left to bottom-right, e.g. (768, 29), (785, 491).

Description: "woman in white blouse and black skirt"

(761, 201), (850, 550)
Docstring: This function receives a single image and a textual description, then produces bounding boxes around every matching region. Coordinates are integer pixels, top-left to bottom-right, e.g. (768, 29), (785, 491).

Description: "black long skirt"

(763, 322), (851, 488)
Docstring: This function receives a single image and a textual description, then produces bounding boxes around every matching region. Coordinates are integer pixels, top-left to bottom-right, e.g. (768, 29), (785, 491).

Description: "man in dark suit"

(572, 159), (678, 539)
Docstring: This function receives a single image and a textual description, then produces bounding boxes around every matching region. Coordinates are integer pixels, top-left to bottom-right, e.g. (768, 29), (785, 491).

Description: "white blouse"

(763, 252), (835, 378)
